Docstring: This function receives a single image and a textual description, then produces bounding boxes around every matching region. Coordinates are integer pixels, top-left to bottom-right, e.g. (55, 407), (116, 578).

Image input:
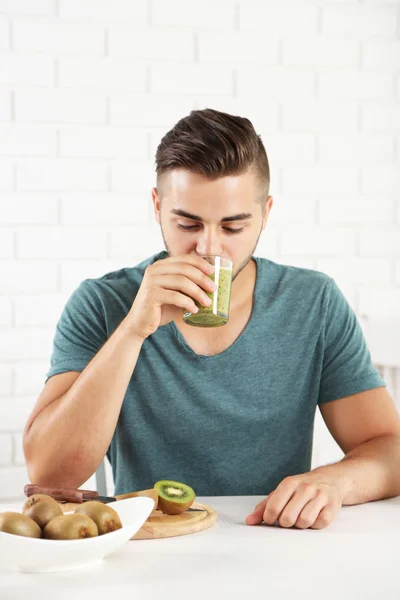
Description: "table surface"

(1, 495), (399, 600)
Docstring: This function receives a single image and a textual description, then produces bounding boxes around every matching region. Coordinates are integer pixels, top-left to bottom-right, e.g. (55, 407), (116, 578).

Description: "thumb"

(245, 497), (269, 526)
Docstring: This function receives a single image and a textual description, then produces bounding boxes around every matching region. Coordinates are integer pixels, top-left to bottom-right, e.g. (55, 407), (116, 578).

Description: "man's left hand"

(246, 472), (343, 530)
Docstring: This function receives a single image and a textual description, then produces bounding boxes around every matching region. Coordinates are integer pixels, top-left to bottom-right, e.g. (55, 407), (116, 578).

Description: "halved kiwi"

(154, 480), (195, 515)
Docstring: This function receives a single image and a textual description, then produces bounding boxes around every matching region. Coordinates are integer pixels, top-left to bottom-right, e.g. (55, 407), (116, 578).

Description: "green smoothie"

(183, 265), (233, 327)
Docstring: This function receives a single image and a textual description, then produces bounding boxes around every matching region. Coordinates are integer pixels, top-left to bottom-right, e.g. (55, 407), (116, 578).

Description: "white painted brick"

(268, 195), (316, 226)
(283, 38), (358, 68)
(362, 104), (400, 132)
(0, 157), (13, 190)
(17, 227), (108, 259)
(0, 194), (57, 224)
(239, 4), (318, 33)
(111, 160), (156, 192)
(16, 90), (106, 124)
(359, 228), (400, 256)
(0, 365), (12, 395)
(194, 97), (280, 134)
(60, 194), (149, 225)
(0, 466), (29, 500)
(59, 0), (147, 23)
(363, 41), (400, 69)
(0, 434), (12, 464)
(283, 101), (358, 132)
(0, 398), (36, 431)
(0, 261), (58, 293)
(282, 166), (358, 194)
(318, 134), (393, 164)
(0, 0), (55, 15)
(17, 159), (108, 191)
(237, 68), (315, 99)
(319, 196), (394, 225)
(359, 287), (400, 318)
(110, 94), (196, 127)
(0, 329), (54, 360)
(261, 133), (315, 165)
(60, 259), (129, 294)
(15, 294), (69, 327)
(198, 32), (279, 65)
(14, 363), (48, 396)
(60, 58), (146, 92)
(151, 64), (233, 95)
(361, 166), (400, 194)
(319, 72), (392, 100)
(317, 258), (392, 285)
(109, 27), (193, 61)
(0, 89), (10, 121)
(152, 0), (235, 28)
(110, 226), (165, 260)
(0, 229), (14, 258)
(0, 124), (56, 156)
(0, 55), (53, 86)
(13, 433), (25, 465)
(395, 260), (400, 285)
(60, 126), (147, 159)
(322, 5), (397, 37)
(281, 227), (356, 256)
(14, 20), (104, 55)
(0, 17), (8, 50)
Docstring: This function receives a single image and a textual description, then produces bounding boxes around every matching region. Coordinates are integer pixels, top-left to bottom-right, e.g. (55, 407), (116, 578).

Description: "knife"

(24, 484), (204, 511)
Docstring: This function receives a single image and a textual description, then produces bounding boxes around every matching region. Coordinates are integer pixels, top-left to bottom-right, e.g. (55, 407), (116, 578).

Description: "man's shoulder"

(72, 251), (167, 305)
(255, 256), (332, 290)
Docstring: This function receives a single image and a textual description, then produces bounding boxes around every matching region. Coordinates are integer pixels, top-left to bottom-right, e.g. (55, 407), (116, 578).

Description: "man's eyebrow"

(170, 209), (253, 223)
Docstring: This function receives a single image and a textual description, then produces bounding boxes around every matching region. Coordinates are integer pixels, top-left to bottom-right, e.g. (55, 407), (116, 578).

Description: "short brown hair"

(155, 108), (270, 205)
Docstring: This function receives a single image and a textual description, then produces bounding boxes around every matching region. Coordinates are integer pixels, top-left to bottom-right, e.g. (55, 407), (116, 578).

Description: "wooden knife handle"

(24, 484), (98, 503)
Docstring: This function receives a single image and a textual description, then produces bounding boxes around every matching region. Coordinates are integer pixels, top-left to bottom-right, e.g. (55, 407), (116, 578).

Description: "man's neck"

(229, 257), (257, 312)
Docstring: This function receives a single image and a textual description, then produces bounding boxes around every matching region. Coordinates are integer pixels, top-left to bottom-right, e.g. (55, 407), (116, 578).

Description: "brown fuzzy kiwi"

(0, 511), (42, 538)
(75, 501), (122, 535)
(22, 494), (63, 529)
(43, 513), (98, 540)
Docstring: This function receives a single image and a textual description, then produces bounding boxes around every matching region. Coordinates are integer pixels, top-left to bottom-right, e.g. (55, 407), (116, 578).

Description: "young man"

(23, 109), (400, 530)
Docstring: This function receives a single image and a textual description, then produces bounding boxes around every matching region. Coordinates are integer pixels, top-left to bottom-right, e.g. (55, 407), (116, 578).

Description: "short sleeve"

(318, 279), (385, 405)
(46, 280), (108, 381)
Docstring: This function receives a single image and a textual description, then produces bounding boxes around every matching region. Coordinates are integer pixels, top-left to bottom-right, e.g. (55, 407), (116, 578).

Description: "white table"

(1, 495), (399, 600)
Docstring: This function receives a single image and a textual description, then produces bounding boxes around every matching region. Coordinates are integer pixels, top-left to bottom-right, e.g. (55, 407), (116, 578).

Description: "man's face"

(152, 169), (273, 280)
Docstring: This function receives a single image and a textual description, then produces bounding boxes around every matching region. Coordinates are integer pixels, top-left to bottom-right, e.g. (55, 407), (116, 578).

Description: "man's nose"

(195, 229), (223, 257)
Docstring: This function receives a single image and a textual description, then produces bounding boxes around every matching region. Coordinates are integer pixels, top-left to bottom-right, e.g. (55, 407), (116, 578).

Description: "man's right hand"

(127, 255), (217, 340)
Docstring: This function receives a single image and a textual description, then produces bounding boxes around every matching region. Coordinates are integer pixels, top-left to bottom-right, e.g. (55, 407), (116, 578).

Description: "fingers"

(154, 275), (213, 308)
(245, 497), (269, 525)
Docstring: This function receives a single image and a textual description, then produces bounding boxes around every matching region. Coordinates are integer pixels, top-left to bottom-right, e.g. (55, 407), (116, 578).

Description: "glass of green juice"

(183, 256), (233, 327)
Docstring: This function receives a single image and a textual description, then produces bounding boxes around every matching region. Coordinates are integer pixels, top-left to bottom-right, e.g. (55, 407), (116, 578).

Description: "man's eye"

(177, 224), (199, 231)
(223, 227), (244, 234)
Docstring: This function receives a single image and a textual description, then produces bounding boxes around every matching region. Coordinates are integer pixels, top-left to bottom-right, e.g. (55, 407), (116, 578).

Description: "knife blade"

(24, 484), (204, 511)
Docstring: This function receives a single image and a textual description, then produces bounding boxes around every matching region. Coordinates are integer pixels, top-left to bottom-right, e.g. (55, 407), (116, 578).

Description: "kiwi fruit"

(154, 480), (196, 515)
(22, 494), (63, 529)
(43, 513), (98, 540)
(0, 511), (42, 538)
(75, 501), (122, 535)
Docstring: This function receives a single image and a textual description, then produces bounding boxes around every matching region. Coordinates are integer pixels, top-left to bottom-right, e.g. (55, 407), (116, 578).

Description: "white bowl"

(0, 497), (154, 573)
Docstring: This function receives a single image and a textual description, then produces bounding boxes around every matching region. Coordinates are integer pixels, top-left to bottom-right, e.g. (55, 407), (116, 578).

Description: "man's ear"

(152, 187), (161, 224)
(262, 196), (273, 231)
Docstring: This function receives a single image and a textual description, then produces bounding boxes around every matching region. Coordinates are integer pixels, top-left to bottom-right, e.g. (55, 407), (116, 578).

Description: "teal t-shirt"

(47, 251), (385, 496)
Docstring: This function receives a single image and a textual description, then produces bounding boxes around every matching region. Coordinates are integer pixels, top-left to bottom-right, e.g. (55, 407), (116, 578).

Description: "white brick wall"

(0, 0), (399, 500)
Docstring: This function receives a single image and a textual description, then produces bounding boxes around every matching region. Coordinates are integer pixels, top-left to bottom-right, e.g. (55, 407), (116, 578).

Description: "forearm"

(25, 317), (144, 487)
(312, 435), (400, 505)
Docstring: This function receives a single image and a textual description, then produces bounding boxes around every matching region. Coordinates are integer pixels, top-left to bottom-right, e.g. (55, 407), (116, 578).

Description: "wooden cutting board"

(59, 501), (217, 540)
